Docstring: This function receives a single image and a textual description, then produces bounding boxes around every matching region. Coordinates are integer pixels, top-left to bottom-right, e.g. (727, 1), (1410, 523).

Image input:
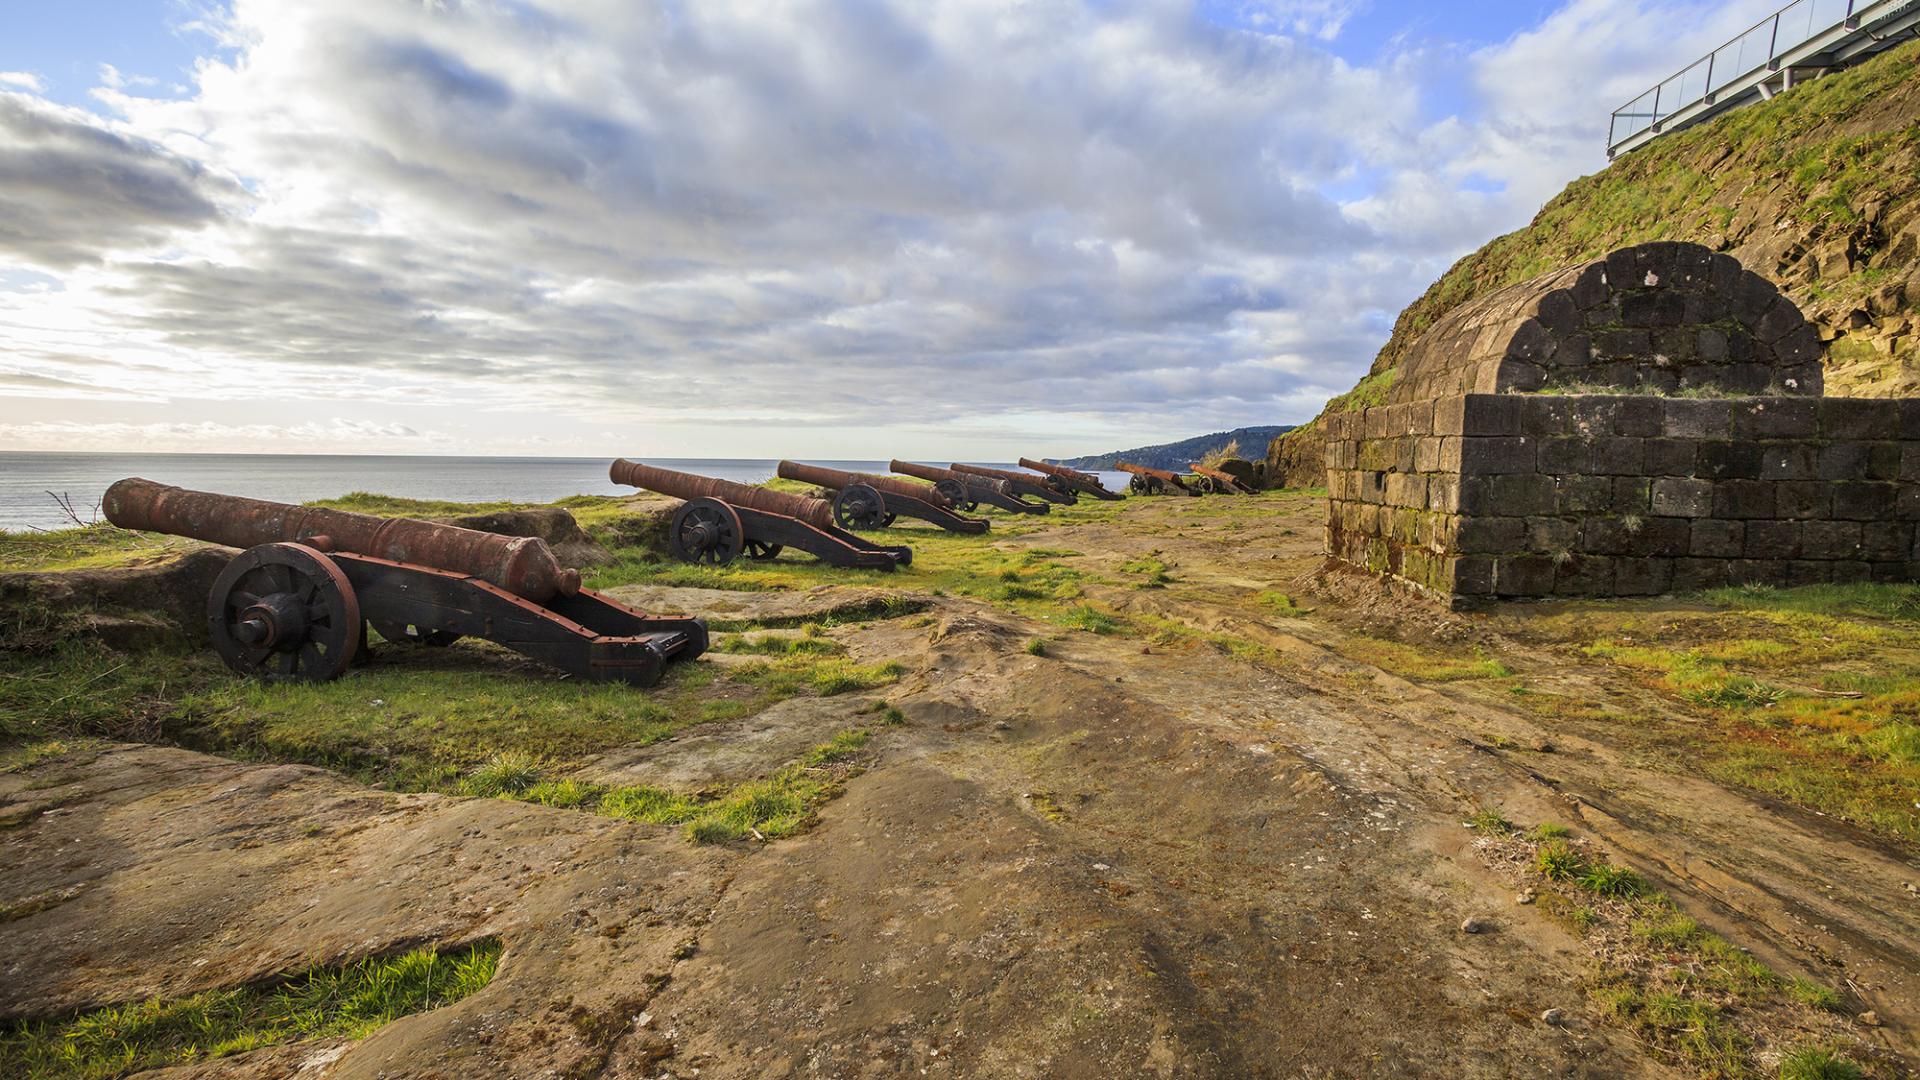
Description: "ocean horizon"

(0, 451), (1129, 532)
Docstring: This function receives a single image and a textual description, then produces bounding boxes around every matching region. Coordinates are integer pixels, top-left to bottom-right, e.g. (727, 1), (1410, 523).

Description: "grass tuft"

(0, 940), (500, 1080)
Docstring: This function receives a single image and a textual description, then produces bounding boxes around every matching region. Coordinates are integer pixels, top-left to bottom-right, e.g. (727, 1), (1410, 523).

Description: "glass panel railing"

(1708, 19), (1777, 94)
(1776, 0), (1854, 52)
(1611, 87), (1661, 143)
(1656, 57), (1712, 116)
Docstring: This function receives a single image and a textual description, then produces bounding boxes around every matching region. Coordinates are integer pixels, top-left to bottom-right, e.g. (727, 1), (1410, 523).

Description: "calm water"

(1, 453), (1128, 531)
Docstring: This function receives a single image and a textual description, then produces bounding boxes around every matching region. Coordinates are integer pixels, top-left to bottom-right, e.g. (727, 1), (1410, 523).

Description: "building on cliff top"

(1325, 241), (1920, 605)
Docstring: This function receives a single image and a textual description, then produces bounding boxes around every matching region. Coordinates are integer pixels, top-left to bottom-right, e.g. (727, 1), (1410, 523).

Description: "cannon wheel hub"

(670, 497), (746, 565)
(207, 542), (360, 683)
(833, 484), (889, 531)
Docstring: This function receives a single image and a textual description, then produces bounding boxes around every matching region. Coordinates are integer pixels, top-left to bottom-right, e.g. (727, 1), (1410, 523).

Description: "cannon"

(1117, 462), (1196, 496)
(101, 478), (706, 686)
(889, 461), (1050, 515)
(776, 462), (989, 535)
(950, 463), (1077, 505)
(1189, 463), (1257, 495)
(610, 460), (911, 571)
(1018, 458), (1122, 501)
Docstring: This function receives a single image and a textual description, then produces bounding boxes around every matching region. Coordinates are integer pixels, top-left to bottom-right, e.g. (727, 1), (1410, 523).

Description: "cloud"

(0, 92), (243, 269)
(0, 0), (1795, 457)
(0, 416), (438, 453)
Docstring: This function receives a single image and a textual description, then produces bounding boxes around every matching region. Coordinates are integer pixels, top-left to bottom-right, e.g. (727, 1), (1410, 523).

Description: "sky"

(0, 0), (1790, 459)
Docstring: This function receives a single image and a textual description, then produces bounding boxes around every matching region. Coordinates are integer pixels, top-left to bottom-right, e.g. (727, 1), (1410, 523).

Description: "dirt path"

(2, 492), (1913, 1076)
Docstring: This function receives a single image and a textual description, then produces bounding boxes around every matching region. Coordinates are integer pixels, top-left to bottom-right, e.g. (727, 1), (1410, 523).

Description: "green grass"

(1466, 807), (1514, 833)
(1702, 582), (1920, 623)
(1341, 637), (1512, 682)
(0, 523), (195, 573)
(1777, 1046), (1866, 1080)
(1534, 840), (1587, 881)
(0, 940), (500, 1080)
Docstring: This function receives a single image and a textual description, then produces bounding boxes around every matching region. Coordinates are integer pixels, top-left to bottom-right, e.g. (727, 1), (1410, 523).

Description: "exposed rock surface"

(0, 546), (233, 651)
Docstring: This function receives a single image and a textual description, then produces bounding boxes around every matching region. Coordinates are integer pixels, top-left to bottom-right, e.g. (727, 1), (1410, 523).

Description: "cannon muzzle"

(102, 477), (580, 601)
(609, 459), (835, 529)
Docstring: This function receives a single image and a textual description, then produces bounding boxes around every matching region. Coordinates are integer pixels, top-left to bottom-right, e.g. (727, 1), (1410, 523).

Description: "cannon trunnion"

(101, 479), (707, 687)
(611, 460), (912, 571)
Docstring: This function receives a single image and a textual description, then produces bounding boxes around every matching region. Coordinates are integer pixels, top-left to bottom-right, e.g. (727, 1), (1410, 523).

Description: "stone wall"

(1386, 242), (1824, 405)
(1325, 393), (1920, 602)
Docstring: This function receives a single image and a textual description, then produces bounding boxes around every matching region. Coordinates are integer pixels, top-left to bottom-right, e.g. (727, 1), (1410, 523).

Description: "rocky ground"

(2, 490), (1915, 1078)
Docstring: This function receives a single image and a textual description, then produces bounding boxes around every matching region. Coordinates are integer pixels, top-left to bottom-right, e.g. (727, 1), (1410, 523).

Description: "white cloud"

(0, 0), (1793, 458)
(0, 72), (44, 92)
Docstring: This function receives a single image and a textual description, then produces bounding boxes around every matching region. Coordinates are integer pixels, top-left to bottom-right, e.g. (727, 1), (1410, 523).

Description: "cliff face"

(1271, 40), (1920, 487)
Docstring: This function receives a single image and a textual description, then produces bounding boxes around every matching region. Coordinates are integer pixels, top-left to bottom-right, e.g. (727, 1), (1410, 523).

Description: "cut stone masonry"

(1327, 242), (1920, 603)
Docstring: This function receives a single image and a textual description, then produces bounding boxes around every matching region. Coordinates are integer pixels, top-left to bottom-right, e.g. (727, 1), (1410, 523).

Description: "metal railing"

(1608, 0), (1910, 150)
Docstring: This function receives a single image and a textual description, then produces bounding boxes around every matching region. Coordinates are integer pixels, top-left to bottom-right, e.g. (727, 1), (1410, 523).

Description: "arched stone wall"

(1387, 242), (1824, 405)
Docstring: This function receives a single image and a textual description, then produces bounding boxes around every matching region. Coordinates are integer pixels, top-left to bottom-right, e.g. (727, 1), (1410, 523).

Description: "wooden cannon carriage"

(610, 460), (912, 571)
(776, 462), (989, 535)
(102, 478), (706, 686)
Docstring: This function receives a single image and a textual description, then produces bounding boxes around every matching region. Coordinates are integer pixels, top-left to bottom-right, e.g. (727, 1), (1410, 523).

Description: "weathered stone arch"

(1386, 242), (1824, 405)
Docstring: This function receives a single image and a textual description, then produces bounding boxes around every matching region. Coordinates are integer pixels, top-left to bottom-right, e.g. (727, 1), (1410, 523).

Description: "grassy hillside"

(1056, 425), (1293, 471)
(1271, 39), (1920, 485)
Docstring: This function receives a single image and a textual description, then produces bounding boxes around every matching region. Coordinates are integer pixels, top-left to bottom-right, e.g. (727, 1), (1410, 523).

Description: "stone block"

(1460, 474), (1557, 516)
(1615, 558), (1675, 596)
(1691, 520), (1745, 558)
(1696, 441), (1761, 480)
(1830, 561), (1872, 584)
(1630, 517), (1693, 558)
(1613, 477), (1652, 514)
(1817, 443), (1869, 481)
(1862, 521), (1912, 562)
(1614, 397), (1664, 437)
(1552, 475), (1612, 515)
(1622, 290), (1687, 327)
(1448, 556), (1496, 596)
(1775, 481), (1832, 520)
(1555, 555), (1615, 596)
(1866, 442), (1902, 481)
(1732, 398), (1818, 439)
(1385, 472), (1429, 509)
(1818, 398), (1899, 441)
(1661, 399), (1732, 440)
(1672, 558), (1730, 591)
(1899, 486), (1920, 521)
(1643, 438), (1697, 477)
(1650, 477), (1713, 517)
(1744, 520), (1802, 559)
(1900, 444), (1920, 482)
(1580, 518), (1632, 556)
(1729, 559), (1788, 586)
(1784, 560), (1831, 586)
(1458, 395), (1530, 436)
(1761, 445), (1818, 480)
(1414, 437), (1445, 473)
(1832, 482), (1897, 521)
(1537, 438), (1592, 475)
(1358, 472), (1386, 505)
(1802, 520), (1863, 558)
(1428, 474), (1461, 513)
(1592, 437), (1647, 475)
(1456, 516), (1526, 555)
(1713, 479), (1776, 519)
(1494, 555), (1556, 597)
(1460, 437), (1536, 474)
(1527, 518), (1578, 552)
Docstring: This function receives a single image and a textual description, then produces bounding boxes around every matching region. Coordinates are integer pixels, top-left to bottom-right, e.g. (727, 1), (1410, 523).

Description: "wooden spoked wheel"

(670, 497), (746, 565)
(206, 542), (360, 683)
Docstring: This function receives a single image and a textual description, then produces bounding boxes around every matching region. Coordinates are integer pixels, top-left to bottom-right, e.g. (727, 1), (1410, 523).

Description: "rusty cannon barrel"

(951, 463), (1076, 504)
(1118, 462), (1183, 484)
(1019, 457), (1120, 500)
(777, 461), (954, 509)
(890, 460), (1010, 496)
(610, 459), (835, 530)
(1018, 458), (1096, 485)
(102, 477), (580, 601)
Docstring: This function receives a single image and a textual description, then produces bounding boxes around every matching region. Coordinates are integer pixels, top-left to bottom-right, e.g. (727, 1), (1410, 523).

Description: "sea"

(0, 452), (1130, 532)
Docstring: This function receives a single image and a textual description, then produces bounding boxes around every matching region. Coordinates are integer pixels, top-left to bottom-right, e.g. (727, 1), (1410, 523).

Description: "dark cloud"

(0, 93), (240, 268)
